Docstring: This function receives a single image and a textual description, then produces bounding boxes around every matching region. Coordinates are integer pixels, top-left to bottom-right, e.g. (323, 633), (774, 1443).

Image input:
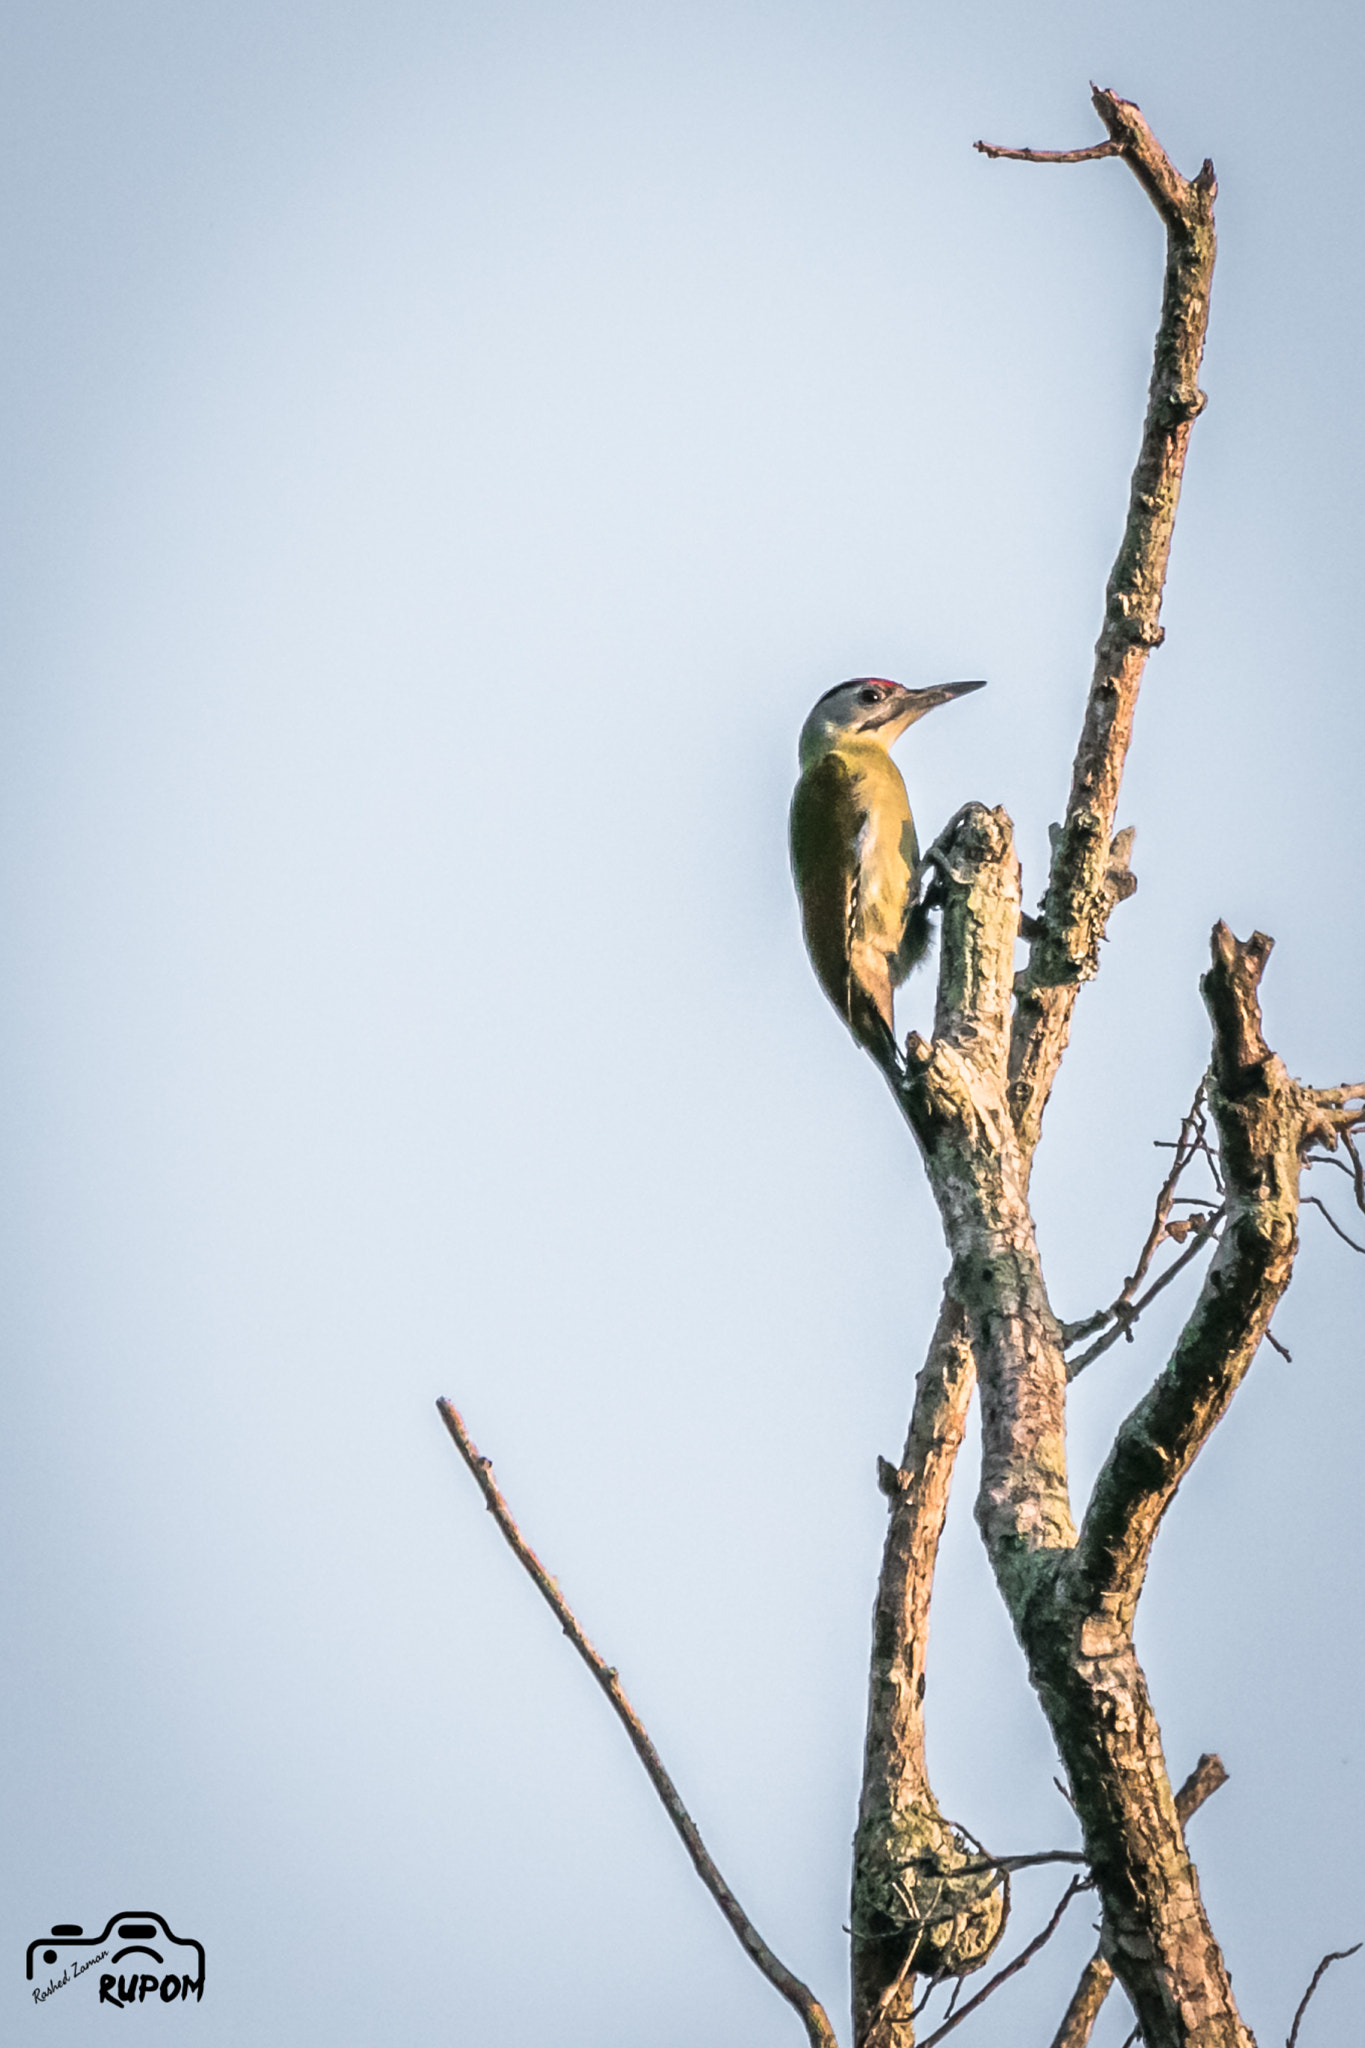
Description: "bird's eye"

(858, 686), (883, 705)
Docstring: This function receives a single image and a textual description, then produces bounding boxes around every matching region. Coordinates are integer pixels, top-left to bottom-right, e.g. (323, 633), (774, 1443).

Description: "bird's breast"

(841, 747), (915, 944)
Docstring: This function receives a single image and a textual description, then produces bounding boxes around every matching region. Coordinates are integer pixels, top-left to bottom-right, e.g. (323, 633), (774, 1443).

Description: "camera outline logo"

(27, 1912), (204, 2005)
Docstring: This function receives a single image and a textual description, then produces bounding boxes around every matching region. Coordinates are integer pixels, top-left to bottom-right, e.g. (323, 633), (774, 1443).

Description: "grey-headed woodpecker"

(789, 675), (986, 1066)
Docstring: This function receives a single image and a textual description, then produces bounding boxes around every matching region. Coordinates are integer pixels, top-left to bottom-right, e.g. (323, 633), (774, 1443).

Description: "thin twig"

(1264, 1328), (1293, 1363)
(975, 137), (1121, 164)
(1063, 1084), (1224, 1362)
(1286, 1943), (1361, 2047)
(1342, 1127), (1365, 1213)
(1122, 1082), (1214, 1303)
(948, 1849), (1087, 1875)
(917, 1879), (1088, 2046)
(436, 1400), (839, 2048)
(864, 1943), (922, 2048)
(909, 1972), (964, 2032)
(1067, 1212), (1224, 1380)
(1302, 1193), (1365, 1255)
(909, 1972), (938, 2021)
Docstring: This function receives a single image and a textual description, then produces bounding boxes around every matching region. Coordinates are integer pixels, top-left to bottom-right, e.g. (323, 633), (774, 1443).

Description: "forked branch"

(1065, 1212), (1224, 1379)
(1063, 1080), (1227, 1377)
(888, 93), (1288, 2048)
(857, 101), (1223, 2040)
(436, 1400), (839, 2048)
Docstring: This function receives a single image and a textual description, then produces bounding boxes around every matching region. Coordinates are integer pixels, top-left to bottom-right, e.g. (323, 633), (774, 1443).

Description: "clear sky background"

(2, 4), (1361, 2043)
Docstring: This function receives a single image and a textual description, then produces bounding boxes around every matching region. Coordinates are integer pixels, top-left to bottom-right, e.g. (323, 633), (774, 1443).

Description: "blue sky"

(2, 5), (1362, 2042)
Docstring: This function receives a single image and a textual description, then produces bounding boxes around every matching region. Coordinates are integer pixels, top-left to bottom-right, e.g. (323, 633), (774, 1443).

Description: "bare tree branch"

(435, 1400), (840, 2048)
(1306, 1147), (1364, 1193)
(916, 1877), (1088, 2045)
(858, 92), (1225, 2044)
(1065, 1210), (1224, 1381)
(1302, 1193), (1365, 1255)
(880, 79), (1358, 2048)
(894, 97), (1270, 2043)
(1285, 1943), (1362, 2047)
(897, 802), (1078, 1586)
(1301, 1083), (1365, 1116)
(1055, 1956), (1119, 2048)
(1049, 1754), (1228, 2048)
(1006, 88), (1218, 1164)
(951, 1849), (1087, 1874)
(1175, 1753), (1231, 1817)
(1062, 1088), (1215, 1348)
(852, 1294), (997, 2043)
(975, 137), (1121, 164)
(900, 845), (1264, 2041)
(1302, 1127), (1365, 1247)
(860, 1295), (976, 1815)
(1073, 927), (1307, 1624)
(1112, 1081), (1219, 1305)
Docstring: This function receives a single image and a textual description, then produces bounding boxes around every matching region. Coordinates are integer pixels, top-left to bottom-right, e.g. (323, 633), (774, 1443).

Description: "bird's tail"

(847, 943), (902, 1073)
(894, 898), (935, 983)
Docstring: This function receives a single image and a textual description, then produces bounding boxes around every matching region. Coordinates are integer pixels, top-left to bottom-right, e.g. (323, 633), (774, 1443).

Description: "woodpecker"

(789, 675), (986, 1065)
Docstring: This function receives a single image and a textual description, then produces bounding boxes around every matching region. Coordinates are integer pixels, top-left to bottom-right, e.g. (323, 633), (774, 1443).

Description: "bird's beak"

(865, 677), (986, 736)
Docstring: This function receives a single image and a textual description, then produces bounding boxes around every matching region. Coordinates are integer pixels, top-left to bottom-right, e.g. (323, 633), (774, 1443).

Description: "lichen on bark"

(851, 1800), (1006, 1976)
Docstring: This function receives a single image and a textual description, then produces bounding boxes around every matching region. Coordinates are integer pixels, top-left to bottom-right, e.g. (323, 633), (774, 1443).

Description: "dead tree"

(443, 87), (1363, 2048)
(851, 86), (1363, 2048)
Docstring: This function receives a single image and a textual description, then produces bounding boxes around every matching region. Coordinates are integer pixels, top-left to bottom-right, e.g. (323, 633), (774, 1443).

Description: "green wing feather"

(790, 752), (863, 1023)
(789, 754), (902, 1064)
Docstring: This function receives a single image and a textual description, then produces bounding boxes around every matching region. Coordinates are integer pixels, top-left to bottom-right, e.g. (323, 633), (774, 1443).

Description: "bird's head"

(798, 676), (986, 770)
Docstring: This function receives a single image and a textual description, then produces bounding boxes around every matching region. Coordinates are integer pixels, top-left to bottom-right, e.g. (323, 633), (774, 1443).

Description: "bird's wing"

(789, 752), (865, 1024)
(899, 811), (921, 890)
(890, 812), (928, 985)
